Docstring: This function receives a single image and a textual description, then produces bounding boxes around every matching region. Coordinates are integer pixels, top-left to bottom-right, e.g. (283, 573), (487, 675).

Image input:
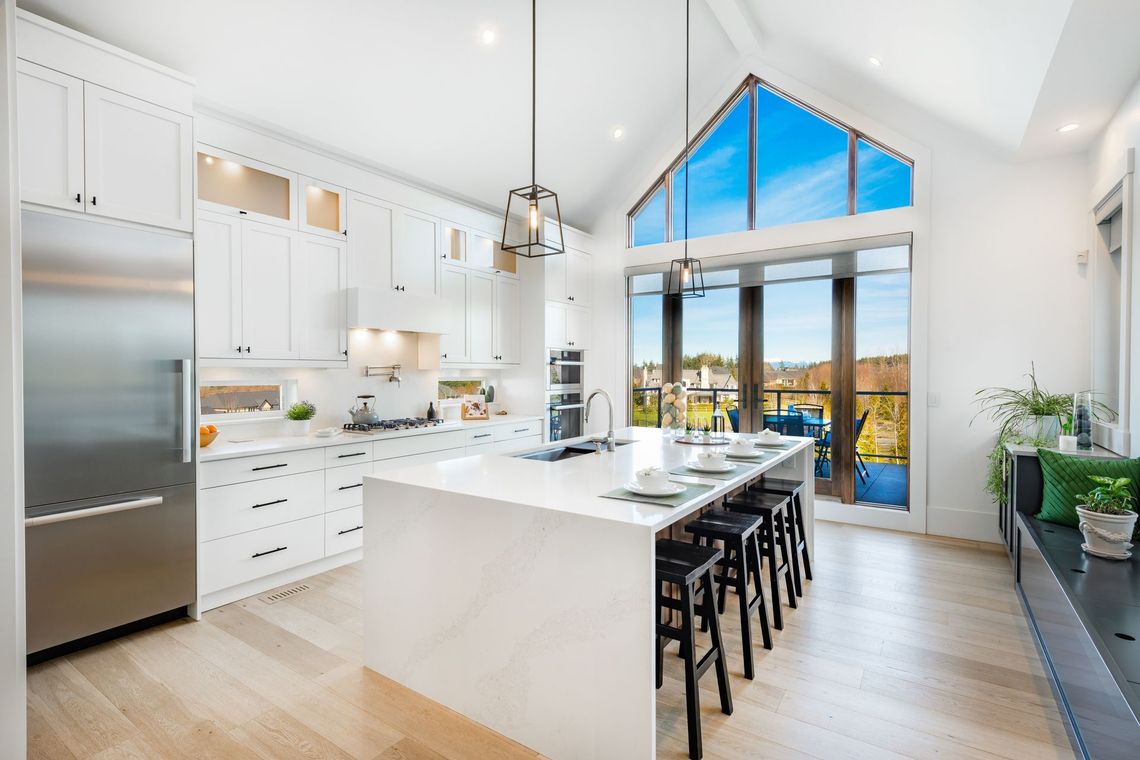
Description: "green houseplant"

(285, 400), (316, 436)
(1075, 476), (1138, 559)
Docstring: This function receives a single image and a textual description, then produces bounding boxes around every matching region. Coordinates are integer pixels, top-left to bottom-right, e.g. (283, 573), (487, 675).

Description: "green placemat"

(600, 482), (714, 507)
(726, 452), (770, 462)
(752, 441), (796, 451)
(669, 462), (762, 481)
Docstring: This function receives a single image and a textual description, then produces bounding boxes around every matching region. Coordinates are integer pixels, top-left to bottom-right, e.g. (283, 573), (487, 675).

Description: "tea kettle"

(348, 394), (380, 425)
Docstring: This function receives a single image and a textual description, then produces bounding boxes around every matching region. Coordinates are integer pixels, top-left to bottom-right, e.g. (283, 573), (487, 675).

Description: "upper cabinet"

(197, 147), (297, 228)
(299, 176), (347, 239)
(296, 234), (348, 360)
(544, 248), (590, 305)
(440, 222), (518, 277)
(394, 208), (440, 297)
(16, 60), (193, 232)
(439, 264), (520, 367)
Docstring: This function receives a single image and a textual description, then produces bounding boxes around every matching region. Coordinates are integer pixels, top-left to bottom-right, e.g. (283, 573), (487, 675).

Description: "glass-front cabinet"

(196, 147), (296, 227)
(440, 221), (517, 276)
(299, 176), (347, 238)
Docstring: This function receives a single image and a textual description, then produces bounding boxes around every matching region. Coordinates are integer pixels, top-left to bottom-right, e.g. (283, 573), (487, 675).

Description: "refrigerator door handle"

(25, 496), (164, 527)
(181, 358), (193, 464)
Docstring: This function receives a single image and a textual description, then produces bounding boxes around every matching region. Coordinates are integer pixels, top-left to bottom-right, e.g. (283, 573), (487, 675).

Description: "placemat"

(600, 482), (714, 507)
(726, 451), (771, 462)
(668, 462), (762, 481)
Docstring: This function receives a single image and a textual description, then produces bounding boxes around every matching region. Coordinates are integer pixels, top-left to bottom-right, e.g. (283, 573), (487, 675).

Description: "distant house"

(206, 391), (279, 415)
(766, 367), (805, 388)
(682, 365), (737, 389)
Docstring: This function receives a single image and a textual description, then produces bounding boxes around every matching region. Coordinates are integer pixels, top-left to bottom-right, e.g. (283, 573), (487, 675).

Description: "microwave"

(547, 350), (583, 391)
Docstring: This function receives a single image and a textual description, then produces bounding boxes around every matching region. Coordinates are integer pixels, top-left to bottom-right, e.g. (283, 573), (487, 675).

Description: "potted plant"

(1076, 476), (1137, 559)
(284, 401), (316, 436)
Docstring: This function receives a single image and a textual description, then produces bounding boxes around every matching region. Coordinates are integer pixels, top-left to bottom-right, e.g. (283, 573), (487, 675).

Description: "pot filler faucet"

(584, 388), (616, 452)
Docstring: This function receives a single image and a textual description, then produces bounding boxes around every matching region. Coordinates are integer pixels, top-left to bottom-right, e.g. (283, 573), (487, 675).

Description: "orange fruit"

(199, 425), (208, 435)
(207, 424), (218, 433)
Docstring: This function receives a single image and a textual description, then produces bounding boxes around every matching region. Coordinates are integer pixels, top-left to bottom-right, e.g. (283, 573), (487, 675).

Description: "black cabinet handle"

(245, 346), (251, 353)
(513, 428), (528, 433)
(568, 295), (574, 301)
(337, 452), (366, 459)
(238, 209), (248, 215)
(74, 193), (81, 204)
(473, 433), (492, 439)
(342, 229), (347, 236)
(251, 463), (287, 472)
(236, 346), (242, 353)
(338, 526), (363, 535)
(252, 546), (287, 558)
(441, 353), (448, 359)
(338, 483), (364, 491)
(342, 349), (348, 357)
(90, 196), (96, 206)
(251, 498), (287, 509)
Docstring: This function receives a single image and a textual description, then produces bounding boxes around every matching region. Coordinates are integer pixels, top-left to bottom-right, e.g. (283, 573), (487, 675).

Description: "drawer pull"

(337, 452), (366, 459)
(338, 483), (364, 491)
(251, 498), (287, 509)
(252, 546), (287, 558)
(513, 428), (529, 433)
(251, 463), (288, 472)
(337, 526), (364, 535)
(473, 433), (492, 439)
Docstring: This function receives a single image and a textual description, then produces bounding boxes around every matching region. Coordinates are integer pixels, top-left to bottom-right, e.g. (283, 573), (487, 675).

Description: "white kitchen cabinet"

(241, 221), (298, 360)
(469, 272), (495, 363)
(544, 248), (590, 305)
(83, 83), (193, 231)
(299, 175), (346, 238)
(494, 277), (520, 364)
(297, 234), (348, 361)
(347, 190), (395, 292)
(16, 60), (84, 212)
(197, 147), (297, 228)
(196, 212), (244, 359)
(545, 302), (588, 349)
(493, 435), (542, 454)
(395, 208), (440, 297)
(440, 223), (517, 277)
(439, 266), (469, 363)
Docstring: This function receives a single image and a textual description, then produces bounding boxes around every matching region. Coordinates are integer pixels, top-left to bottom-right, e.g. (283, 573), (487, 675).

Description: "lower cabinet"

(326, 505), (364, 555)
(200, 515), (325, 595)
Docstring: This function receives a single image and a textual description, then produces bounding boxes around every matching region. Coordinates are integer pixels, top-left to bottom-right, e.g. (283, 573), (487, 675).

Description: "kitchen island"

(362, 426), (815, 760)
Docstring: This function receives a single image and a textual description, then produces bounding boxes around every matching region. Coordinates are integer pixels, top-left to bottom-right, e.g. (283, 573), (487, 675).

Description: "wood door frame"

(829, 277), (856, 502)
(738, 286), (763, 431)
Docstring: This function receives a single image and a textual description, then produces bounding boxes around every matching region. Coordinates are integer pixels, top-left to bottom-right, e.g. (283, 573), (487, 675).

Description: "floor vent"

(259, 583), (311, 604)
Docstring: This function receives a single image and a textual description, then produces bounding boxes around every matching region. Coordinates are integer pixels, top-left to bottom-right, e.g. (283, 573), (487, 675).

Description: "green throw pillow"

(1035, 448), (1140, 528)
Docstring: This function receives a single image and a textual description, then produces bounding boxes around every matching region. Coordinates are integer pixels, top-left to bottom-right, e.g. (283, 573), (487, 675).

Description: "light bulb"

(529, 202), (539, 230)
(204, 155), (215, 165)
(680, 264), (691, 283)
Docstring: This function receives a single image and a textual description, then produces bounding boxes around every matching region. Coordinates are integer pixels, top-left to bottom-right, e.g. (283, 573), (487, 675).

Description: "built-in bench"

(1004, 444), (1140, 758)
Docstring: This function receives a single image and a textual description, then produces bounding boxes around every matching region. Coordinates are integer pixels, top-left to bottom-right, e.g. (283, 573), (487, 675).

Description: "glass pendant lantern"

(500, 0), (565, 258)
(665, 0), (704, 298)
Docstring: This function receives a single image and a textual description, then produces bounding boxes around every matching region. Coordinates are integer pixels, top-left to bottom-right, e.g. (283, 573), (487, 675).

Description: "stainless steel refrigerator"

(22, 210), (196, 657)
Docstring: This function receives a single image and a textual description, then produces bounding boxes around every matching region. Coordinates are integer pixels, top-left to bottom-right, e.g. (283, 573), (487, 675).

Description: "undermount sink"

(514, 440), (632, 462)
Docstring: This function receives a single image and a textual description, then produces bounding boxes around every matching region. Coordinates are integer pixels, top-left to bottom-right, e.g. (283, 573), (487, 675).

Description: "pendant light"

(501, 0), (565, 258)
(667, 0), (705, 298)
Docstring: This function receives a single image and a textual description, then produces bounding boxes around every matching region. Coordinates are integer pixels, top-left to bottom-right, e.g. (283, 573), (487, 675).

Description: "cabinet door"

(565, 249), (590, 305)
(83, 83), (193, 231)
(565, 306), (589, 349)
(469, 272), (495, 363)
(544, 252), (566, 301)
(16, 60), (84, 211)
(298, 176), (347, 238)
(297, 234), (348, 361)
(195, 213), (243, 359)
(241, 222), (298, 359)
(395, 209), (439, 297)
(442, 223), (467, 265)
(439, 266), (469, 363)
(545, 302), (567, 349)
(346, 191), (394, 292)
(494, 277), (520, 364)
(469, 230), (496, 269)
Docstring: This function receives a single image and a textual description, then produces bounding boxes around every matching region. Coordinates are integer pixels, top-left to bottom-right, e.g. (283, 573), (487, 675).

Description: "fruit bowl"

(199, 426), (219, 448)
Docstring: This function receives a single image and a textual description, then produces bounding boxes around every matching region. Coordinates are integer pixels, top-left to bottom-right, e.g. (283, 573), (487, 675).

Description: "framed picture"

(461, 394), (488, 420)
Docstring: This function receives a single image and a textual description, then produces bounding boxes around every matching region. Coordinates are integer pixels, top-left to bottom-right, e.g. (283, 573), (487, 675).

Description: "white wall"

(0, 0), (26, 754)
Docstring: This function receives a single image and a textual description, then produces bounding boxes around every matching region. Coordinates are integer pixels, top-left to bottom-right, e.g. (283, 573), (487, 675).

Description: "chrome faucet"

(584, 388), (616, 452)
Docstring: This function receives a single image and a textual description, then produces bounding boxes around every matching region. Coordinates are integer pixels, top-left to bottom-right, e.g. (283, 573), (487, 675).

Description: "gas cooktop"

(343, 418), (452, 434)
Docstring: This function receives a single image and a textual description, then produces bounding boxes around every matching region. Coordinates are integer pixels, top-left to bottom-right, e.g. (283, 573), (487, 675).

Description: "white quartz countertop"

(199, 414), (543, 462)
(366, 426), (814, 531)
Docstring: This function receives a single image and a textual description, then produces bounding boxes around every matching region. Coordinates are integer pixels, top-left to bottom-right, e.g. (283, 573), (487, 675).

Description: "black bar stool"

(684, 510), (773, 679)
(748, 477), (812, 596)
(724, 491), (797, 630)
(656, 539), (733, 760)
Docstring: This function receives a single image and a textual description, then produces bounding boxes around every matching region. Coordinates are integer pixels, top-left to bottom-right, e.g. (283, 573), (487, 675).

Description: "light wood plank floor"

(27, 521), (1076, 760)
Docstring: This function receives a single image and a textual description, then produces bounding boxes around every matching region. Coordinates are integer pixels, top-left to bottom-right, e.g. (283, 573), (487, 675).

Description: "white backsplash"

(199, 329), (508, 435)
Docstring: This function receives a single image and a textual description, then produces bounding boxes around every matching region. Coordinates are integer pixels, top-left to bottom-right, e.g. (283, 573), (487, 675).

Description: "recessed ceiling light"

(481, 28), (496, 46)
(868, 56), (882, 68)
(1057, 122), (1080, 133)
(611, 126), (625, 141)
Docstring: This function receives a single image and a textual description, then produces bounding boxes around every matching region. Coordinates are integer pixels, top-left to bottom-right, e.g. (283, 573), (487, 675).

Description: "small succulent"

(286, 401), (316, 421)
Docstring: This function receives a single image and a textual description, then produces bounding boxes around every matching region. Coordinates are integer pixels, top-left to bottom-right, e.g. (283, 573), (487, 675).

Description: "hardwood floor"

(26, 522), (1076, 760)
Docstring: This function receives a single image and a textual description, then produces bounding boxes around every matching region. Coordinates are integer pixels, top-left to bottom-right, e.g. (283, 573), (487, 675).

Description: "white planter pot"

(285, 419), (312, 437)
(1076, 506), (1137, 559)
(1019, 415), (1061, 442)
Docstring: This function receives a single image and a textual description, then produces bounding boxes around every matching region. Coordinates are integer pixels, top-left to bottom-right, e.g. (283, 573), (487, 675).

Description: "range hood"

(348, 287), (447, 334)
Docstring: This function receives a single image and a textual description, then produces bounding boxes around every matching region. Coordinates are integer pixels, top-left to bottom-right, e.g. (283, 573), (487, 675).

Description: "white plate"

(727, 449), (763, 458)
(624, 481), (686, 497)
(1081, 542), (1133, 560)
(687, 460), (735, 473)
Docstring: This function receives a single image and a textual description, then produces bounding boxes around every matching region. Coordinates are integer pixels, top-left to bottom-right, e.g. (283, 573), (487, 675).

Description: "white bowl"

(636, 467), (670, 490)
(729, 439), (754, 454)
(697, 450), (727, 467)
(757, 429), (780, 442)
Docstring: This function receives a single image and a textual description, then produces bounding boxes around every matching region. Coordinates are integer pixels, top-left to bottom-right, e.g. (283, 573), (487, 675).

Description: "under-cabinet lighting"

(1057, 122), (1080, 133)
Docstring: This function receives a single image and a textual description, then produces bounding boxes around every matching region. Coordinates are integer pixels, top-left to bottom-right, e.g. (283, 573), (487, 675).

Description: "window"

(673, 93), (751, 240)
(630, 292), (664, 427)
(631, 185), (666, 247)
(756, 85), (849, 228)
(200, 382), (285, 421)
(438, 379), (487, 400)
(856, 139), (912, 213)
(629, 75), (914, 246)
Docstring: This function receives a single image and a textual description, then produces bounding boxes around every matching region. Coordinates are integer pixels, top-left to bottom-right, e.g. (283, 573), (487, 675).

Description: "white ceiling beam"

(704, 0), (762, 57)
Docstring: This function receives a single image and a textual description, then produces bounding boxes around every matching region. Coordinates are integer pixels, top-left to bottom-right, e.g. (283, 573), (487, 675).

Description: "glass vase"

(1073, 391), (1093, 451)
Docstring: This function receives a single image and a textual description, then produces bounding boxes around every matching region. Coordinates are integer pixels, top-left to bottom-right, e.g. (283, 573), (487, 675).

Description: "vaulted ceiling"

(17, 0), (1140, 231)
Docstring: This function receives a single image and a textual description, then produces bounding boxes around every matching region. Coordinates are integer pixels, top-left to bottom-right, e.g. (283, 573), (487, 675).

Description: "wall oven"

(547, 350), (583, 391)
(547, 391), (585, 442)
